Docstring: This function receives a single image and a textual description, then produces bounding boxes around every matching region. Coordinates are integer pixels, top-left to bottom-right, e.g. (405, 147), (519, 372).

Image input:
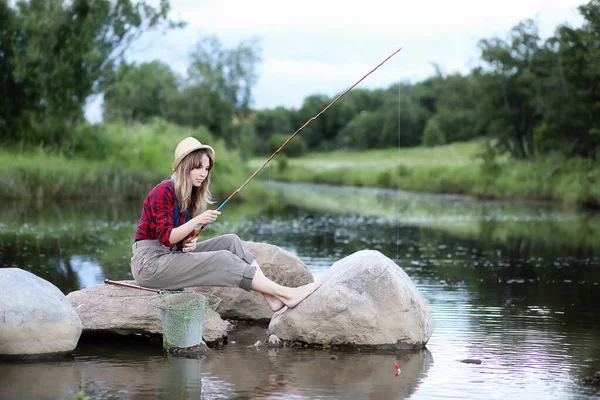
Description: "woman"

(131, 136), (321, 311)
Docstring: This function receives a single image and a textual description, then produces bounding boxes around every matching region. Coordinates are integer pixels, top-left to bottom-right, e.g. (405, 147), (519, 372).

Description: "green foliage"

(172, 35), (262, 143)
(253, 107), (294, 154)
(245, 1), (599, 160)
(98, 35), (262, 146)
(235, 120), (259, 160)
(0, 119), (260, 202)
(103, 61), (180, 123)
(338, 111), (385, 149)
(422, 117), (445, 147)
(473, 1), (600, 160)
(267, 133), (307, 157)
(1, 0), (180, 149)
(2, 0), (599, 209)
(250, 139), (600, 209)
(475, 19), (543, 160)
(277, 154), (289, 172)
(537, 0), (600, 158)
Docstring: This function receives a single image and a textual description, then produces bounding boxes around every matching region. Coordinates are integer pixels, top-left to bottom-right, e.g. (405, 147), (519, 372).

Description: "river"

(1, 182), (599, 399)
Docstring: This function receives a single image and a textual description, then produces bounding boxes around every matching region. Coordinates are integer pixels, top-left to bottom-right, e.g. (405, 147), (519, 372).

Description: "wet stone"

(166, 343), (211, 358)
(267, 334), (282, 348)
(460, 359), (482, 364)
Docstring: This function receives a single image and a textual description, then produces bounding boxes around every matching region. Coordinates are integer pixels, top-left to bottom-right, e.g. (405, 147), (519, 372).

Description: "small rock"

(460, 359), (482, 364)
(267, 334), (282, 348)
(225, 320), (235, 331)
(330, 355), (338, 360)
(167, 343), (210, 358)
(250, 340), (264, 348)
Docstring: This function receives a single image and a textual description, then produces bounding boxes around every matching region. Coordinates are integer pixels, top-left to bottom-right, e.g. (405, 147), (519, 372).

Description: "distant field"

(249, 140), (599, 209)
(252, 141), (487, 172)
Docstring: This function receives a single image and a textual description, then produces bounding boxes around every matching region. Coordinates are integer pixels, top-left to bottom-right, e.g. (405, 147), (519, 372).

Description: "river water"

(1, 182), (599, 399)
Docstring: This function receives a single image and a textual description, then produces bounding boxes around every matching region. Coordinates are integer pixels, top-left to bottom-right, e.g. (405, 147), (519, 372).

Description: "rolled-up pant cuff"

(239, 264), (257, 292)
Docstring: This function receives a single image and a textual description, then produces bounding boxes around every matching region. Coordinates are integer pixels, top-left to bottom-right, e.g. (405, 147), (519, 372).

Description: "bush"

(267, 133), (307, 157)
(422, 117), (445, 147)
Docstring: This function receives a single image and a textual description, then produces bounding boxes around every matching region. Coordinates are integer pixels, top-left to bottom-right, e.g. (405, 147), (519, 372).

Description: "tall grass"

(251, 140), (600, 209)
(1, 119), (267, 203)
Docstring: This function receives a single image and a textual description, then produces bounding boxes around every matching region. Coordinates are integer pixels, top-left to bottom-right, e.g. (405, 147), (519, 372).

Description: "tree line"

(1, 0), (598, 161)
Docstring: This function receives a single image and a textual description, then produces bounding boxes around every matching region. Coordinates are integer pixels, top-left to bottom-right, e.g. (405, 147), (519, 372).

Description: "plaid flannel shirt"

(134, 179), (193, 250)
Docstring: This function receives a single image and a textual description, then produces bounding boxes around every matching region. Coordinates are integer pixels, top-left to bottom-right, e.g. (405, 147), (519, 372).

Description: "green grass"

(297, 140), (486, 167)
(0, 119), (268, 203)
(251, 140), (600, 209)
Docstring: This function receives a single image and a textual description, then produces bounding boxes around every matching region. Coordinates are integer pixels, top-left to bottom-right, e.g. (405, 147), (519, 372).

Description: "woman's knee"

(220, 233), (245, 251)
(212, 249), (243, 264)
(222, 233), (241, 245)
(219, 233), (253, 263)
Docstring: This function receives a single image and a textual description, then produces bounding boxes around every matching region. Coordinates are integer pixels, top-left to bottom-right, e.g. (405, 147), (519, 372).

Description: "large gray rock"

(188, 241), (314, 321)
(269, 250), (435, 349)
(66, 281), (228, 345)
(0, 268), (82, 357)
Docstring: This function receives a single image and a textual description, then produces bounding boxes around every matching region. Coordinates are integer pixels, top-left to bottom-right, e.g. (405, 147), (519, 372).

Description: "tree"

(178, 35), (262, 143)
(102, 61), (180, 123)
(252, 107), (294, 154)
(536, 0), (600, 158)
(292, 94), (332, 150)
(1, 0), (181, 148)
(475, 19), (544, 160)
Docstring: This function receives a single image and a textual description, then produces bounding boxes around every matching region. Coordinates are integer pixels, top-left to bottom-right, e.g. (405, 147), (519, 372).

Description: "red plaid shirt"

(134, 179), (194, 249)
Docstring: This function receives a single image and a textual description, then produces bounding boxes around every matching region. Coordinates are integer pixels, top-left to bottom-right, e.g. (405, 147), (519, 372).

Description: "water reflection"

(1, 183), (600, 399)
(0, 333), (433, 400)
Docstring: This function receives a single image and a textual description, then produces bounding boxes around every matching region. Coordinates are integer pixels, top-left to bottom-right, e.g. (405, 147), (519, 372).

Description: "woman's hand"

(194, 209), (221, 226)
(182, 237), (197, 253)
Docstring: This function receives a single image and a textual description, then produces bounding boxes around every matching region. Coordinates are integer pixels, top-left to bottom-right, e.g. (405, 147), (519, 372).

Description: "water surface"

(1, 182), (599, 399)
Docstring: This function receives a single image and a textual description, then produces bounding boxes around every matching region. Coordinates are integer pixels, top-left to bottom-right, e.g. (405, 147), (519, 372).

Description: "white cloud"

(170, 0), (582, 37)
(86, 0), (586, 121)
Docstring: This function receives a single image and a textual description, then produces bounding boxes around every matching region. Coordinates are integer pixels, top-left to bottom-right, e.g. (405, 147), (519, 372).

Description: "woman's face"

(189, 154), (211, 187)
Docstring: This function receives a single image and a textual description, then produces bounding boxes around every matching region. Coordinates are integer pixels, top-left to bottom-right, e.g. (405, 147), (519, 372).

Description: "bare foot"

(263, 293), (286, 312)
(283, 281), (322, 309)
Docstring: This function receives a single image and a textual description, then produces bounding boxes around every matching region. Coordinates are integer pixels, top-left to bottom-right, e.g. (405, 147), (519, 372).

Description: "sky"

(84, 0), (586, 123)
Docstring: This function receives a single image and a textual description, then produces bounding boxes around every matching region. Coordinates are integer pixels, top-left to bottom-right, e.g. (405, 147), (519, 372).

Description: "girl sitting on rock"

(131, 136), (321, 311)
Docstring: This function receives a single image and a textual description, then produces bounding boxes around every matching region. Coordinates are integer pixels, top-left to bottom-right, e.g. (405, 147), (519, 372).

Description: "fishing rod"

(104, 279), (165, 294)
(192, 46), (404, 240)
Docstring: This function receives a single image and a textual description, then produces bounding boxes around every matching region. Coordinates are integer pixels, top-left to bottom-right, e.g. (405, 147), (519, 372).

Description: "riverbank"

(2, 123), (597, 210)
(251, 140), (600, 210)
(0, 120), (266, 204)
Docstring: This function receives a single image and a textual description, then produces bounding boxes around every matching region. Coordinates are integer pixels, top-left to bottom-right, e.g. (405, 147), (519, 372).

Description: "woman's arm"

(169, 210), (222, 244)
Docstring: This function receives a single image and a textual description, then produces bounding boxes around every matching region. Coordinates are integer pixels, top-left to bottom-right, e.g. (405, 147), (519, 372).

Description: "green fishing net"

(150, 292), (221, 350)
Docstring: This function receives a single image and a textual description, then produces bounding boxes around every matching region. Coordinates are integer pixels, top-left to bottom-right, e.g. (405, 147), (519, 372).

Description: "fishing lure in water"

(394, 361), (401, 378)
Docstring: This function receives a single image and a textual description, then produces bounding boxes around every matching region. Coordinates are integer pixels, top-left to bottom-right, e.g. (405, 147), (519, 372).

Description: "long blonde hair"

(171, 149), (215, 217)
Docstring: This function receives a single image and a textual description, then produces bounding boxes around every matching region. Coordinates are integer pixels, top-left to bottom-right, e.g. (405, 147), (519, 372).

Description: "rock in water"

(269, 250), (435, 349)
(0, 268), (82, 358)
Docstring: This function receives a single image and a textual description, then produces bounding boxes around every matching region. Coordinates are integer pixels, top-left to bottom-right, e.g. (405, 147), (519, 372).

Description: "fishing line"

(192, 47), (404, 240)
(396, 81), (401, 261)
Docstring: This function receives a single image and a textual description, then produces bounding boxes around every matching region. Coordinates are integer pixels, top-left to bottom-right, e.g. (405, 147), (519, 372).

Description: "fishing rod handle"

(104, 279), (161, 293)
(192, 199), (229, 239)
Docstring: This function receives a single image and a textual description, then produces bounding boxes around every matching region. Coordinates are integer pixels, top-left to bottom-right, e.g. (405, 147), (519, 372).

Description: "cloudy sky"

(85, 0), (586, 123)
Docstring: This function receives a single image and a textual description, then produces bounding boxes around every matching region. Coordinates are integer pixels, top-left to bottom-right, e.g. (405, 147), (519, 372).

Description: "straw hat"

(172, 137), (216, 170)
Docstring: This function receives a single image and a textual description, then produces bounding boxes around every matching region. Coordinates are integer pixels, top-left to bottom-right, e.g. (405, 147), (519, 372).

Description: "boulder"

(66, 281), (228, 345)
(269, 250), (435, 349)
(0, 268), (82, 357)
(188, 241), (314, 321)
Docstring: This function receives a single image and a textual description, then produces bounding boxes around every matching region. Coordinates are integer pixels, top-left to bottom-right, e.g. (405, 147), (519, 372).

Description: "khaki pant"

(130, 234), (256, 291)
